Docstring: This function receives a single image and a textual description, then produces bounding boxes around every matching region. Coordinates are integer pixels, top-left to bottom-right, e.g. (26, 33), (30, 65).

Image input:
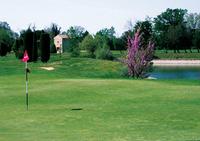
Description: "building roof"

(54, 34), (69, 39)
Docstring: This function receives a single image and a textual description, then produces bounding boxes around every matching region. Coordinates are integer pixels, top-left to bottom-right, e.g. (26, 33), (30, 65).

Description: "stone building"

(54, 35), (69, 53)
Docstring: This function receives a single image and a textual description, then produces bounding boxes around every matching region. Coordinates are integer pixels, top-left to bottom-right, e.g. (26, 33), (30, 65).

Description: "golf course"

(0, 53), (200, 141)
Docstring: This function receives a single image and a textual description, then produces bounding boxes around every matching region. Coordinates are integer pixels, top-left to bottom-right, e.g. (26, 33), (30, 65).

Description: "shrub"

(67, 39), (80, 57)
(79, 34), (96, 58)
(95, 43), (114, 60)
(120, 67), (129, 77)
(124, 30), (154, 78)
(71, 45), (80, 57)
(12, 39), (24, 59)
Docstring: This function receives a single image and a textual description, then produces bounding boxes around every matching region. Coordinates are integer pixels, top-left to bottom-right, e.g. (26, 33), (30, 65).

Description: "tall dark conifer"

(32, 31), (38, 62)
(40, 33), (50, 62)
(24, 29), (33, 61)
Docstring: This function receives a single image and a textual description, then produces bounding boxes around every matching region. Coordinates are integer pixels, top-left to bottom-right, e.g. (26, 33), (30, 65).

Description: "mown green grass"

(0, 53), (200, 141)
(155, 50), (200, 60)
(112, 50), (200, 60)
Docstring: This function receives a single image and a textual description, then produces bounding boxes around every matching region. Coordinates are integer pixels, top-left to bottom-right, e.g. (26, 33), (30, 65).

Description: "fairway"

(1, 1), (200, 140)
(1, 54), (200, 141)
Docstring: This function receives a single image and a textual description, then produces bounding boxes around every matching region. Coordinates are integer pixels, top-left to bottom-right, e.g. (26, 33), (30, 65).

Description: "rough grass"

(0, 53), (200, 141)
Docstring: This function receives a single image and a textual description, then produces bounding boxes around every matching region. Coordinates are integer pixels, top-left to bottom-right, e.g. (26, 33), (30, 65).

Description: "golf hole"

(71, 108), (83, 111)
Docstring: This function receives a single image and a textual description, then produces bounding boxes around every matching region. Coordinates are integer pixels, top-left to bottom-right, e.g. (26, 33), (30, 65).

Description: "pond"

(149, 66), (200, 79)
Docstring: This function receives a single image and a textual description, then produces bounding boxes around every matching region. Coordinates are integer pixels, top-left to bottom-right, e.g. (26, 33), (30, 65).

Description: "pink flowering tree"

(125, 30), (154, 78)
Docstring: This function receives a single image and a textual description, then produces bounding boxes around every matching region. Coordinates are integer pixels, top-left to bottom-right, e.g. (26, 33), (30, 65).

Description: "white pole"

(25, 61), (28, 110)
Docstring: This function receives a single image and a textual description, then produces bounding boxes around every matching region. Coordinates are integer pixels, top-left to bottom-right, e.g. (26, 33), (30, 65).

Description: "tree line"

(13, 28), (50, 62)
(0, 8), (200, 60)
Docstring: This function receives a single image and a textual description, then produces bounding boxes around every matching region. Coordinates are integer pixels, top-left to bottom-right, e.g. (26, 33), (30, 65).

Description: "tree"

(0, 29), (10, 54)
(0, 21), (11, 30)
(164, 24), (192, 53)
(46, 23), (61, 38)
(0, 42), (7, 56)
(94, 34), (107, 48)
(124, 30), (154, 78)
(113, 37), (126, 51)
(13, 29), (42, 60)
(40, 33), (50, 62)
(154, 8), (188, 51)
(125, 20), (135, 31)
(185, 13), (200, 53)
(93, 34), (113, 60)
(96, 27), (116, 50)
(154, 8), (187, 32)
(0, 21), (16, 53)
(134, 20), (153, 47)
(45, 23), (61, 53)
(65, 26), (88, 57)
(32, 31), (38, 62)
(154, 31), (169, 52)
(13, 29), (50, 61)
(179, 28), (193, 53)
(66, 26), (88, 42)
(193, 30), (200, 53)
(185, 13), (200, 30)
(34, 30), (43, 57)
(79, 34), (96, 57)
(121, 30), (133, 49)
(68, 38), (80, 57)
(96, 27), (116, 39)
(23, 28), (33, 61)
(79, 34), (114, 60)
(95, 42), (113, 60)
(12, 38), (24, 59)
(166, 25), (182, 53)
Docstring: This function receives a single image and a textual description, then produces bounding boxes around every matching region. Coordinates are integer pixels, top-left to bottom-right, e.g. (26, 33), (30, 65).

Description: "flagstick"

(25, 61), (28, 110)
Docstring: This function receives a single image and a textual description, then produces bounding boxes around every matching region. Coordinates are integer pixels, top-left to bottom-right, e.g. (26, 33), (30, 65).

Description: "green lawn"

(155, 50), (200, 60)
(112, 50), (200, 60)
(1, 53), (200, 141)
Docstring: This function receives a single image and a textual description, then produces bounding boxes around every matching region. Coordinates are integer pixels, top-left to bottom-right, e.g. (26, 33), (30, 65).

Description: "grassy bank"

(0, 53), (123, 79)
(0, 53), (200, 141)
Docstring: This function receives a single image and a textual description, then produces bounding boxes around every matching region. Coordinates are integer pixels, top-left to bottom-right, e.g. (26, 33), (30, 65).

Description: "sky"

(1, 0), (200, 35)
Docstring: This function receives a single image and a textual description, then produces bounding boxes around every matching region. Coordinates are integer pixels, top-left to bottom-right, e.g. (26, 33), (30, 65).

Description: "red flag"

(22, 50), (29, 62)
